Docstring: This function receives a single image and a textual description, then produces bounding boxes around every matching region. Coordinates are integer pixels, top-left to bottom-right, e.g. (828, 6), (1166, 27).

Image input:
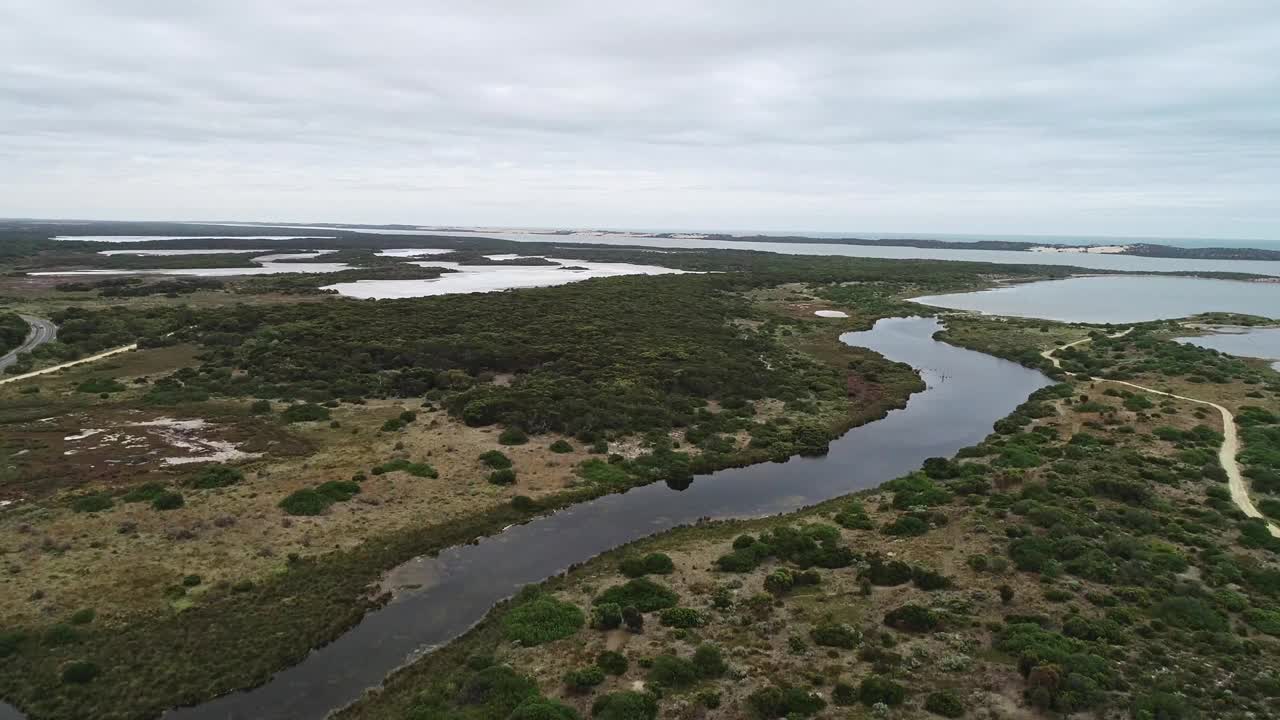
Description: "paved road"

(0, 315), (56, 371)
(1044, 328), (1280, 538)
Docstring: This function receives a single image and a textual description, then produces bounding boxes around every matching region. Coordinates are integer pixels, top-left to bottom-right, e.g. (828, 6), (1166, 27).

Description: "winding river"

(0, 317), (1051, 720)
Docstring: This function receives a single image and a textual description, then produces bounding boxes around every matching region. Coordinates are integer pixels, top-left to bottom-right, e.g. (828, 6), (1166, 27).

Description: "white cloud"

(1, 0), (1277, 238)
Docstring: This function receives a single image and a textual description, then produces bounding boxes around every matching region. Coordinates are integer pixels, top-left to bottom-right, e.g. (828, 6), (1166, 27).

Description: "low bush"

(810, 622), (859, 649)
(278, 488), (332, 516)
(60, 661), (99, 684)
(659, 607), (705, 628)
(884, 604), (940, 633)
(647, 654), (698, 687)
(188, 464), (244, 489)
(151, 491), (185, 511)
(747, 686), (826, 718)
(859, 676), (906, 706)
(595, 578), (679, 613)
(564, 665), (605, 692)
(281, 403), (330, 423)
(549, 439), (574, 453)
(499, 427), (529, 445)
(69, 493), (113, 514)
(924, 690), (965, 717)
(619, 553), (674, 577)
(480, 450), (513, 469)
(597, 650), (629, 675)
(122, 482), (167, 503)
(591, 603), (622, 630)
(488, 469), (517, 485)
(591, 692), (657, 720)
(691, 644), (727, 678)
(503, 594), (585, 646)
(316, 480), (361, 502)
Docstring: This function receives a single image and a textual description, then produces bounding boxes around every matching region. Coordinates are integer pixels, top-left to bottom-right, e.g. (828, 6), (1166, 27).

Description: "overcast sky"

(2, 1), (1277, 239)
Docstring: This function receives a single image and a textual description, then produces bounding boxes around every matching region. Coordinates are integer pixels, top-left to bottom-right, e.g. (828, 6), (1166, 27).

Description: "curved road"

(1044, 329), (1280, 538)
(0, 315), (56, 371)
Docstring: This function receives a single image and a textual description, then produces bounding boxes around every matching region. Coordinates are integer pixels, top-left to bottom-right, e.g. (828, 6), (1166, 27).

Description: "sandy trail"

(1044, 328), (1279, 538)
(0, 343), (138, 386)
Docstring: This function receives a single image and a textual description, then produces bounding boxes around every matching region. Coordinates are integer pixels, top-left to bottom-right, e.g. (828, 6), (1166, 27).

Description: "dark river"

(0, 316), (1050, 720)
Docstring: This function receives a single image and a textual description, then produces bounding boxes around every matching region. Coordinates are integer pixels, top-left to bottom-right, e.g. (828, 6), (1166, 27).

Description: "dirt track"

(1044, 328), (1280, 538)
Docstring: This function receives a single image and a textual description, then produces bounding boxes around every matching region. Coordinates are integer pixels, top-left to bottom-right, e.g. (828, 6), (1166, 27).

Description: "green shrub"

(278, 488), (333, 516)
(69, 493), (113, 514)
(859, 676), (906, 706)
(912, 567), (953, 591)
(499, 427), (529, 445)
(646, 654), (698, 687)
(658, 607), (704, 628)
(480, 450), (513, 469)
(60, 660), (99, 684)
(510, 697), (581, 720)
(747, 686), (827, 718)
(41, 625), (79, 647)
(924, 690), (965, 717)
(592, 602), (623, 630)
(68, 608), (95, 626)
(884, 604), (939, 633)
(281, 403), (330, 423)
(882, 514), (929, 536)
(503, 594), (585, 646)
(151, 491), (185, 511)
(591, 691), (657, 720)
(564, 665), (606, 692)
(764, 568), (795, 595)
(1154, 596), (1227, 632)
(1130, 691), (1197, 720)
(122, 482), (167, 503)
(455, 665), (537, 712)
(832, 682), (858, 705)
(860, 558), (914, 586)
(691, 644), (727, 678)
(619, 553), (674, 578)
(316, 480), (361, 501)
(488, 468), (517, 485)
(550, 439), (574, 453)
(834, 500), (874, 530)
(595, 578), (679, 612)
(810, 622), (859, 648)
(188, 464), (244, 489)
(249, 399), (272, 414)
(0, 632), (24, 658)
(380, 418), (405, 432)
(597, 650), (629, 675)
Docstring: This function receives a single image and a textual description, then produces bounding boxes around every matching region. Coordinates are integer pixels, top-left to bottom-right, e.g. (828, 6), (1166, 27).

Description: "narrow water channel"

(0, 316), (1051, 720)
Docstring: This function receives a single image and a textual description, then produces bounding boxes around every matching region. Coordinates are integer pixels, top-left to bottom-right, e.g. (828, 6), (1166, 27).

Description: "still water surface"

(1176, 327), (1280, 372)
(190, 224), (1280, 277)
(912, 276), (1280, 324)
(119, 317), (1047, 720)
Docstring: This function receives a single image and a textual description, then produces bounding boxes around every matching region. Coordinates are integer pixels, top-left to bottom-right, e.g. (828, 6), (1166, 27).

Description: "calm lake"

(912, 276), (1280, 324)
(127, 316), (1047, 720)
(1176, 327), (1280, 372)
(58, 228), (1280, 277)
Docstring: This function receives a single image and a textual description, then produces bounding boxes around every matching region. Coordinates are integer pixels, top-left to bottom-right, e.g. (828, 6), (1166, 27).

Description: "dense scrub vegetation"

(331, 319), (1280, 720)
(0, 311), (30, 356)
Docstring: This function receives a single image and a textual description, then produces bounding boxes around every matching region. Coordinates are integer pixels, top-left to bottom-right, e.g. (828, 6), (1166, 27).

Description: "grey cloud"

(0, 0), (1277, 238)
